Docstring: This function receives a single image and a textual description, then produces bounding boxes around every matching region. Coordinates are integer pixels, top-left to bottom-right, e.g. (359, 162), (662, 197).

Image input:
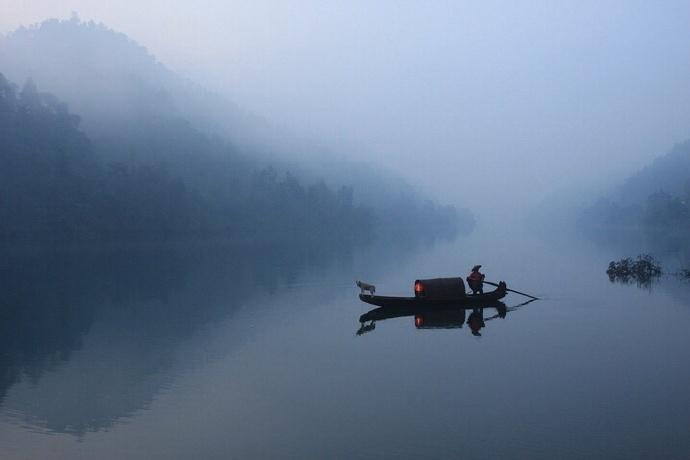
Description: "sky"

(1, 0), (690, 214)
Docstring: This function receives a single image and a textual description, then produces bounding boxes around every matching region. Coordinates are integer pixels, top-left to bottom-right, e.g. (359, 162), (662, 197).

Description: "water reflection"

(0, 238), (412, 435)
(0, 246), (233, 434)
(357, 299), (536, 337)
(3, 230), (690, 459)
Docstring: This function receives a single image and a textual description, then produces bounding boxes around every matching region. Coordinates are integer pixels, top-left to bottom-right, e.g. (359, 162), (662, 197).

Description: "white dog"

(356, 280), (376, 295)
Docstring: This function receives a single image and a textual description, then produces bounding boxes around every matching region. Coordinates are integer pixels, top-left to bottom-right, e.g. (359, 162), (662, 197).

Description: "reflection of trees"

(0, 252), (100, 406)
(0, 240), (368, 435)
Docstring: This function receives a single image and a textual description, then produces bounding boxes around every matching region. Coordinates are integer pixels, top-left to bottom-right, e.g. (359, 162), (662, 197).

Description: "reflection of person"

(466, 265), (485, 294)
(467, 307), (485, 336)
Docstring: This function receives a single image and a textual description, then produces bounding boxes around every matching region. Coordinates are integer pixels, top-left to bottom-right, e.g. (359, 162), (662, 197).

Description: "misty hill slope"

(0, 73), (376, 243)
(0, 16), (471, 233)
(0, 17), (359, 167)
(0, 15), (266, 142)
(578, 140), (690, 256)
(612, 140), (690, 205)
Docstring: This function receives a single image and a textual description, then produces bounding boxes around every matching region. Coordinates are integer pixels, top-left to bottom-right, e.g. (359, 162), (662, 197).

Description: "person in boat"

(466, 265), (485, 294)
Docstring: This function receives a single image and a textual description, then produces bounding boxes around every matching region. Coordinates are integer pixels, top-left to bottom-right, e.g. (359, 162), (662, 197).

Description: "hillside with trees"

(0, 16), (473, 243)
(578, 140), (690, 257)
(0, 73), (376, 244)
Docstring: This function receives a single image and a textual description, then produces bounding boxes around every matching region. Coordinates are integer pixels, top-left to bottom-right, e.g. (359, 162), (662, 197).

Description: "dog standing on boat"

(356, 280), (376, 296)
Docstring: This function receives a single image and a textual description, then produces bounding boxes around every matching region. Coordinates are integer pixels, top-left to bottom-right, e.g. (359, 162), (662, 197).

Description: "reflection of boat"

(415, 310), (468, 329)
(358, 277), (507, 308)
(359, 304), (474, 330)
(357, 298), (536, 336)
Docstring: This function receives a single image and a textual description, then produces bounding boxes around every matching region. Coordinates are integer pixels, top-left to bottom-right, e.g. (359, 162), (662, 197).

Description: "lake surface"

(1, 227), (689, 459)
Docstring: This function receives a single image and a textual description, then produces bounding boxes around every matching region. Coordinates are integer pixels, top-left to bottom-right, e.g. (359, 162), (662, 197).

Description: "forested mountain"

(0, 16), (471, 241)
(578, 140), (690, 238)
(0, 74), (374, 243)
(0, 15), (263, 141)
(612, 140), (690, 206)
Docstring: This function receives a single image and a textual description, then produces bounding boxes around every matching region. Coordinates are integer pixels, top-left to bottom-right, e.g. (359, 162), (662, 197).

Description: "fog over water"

(3, 1), (690, 218)
(2, 3), (690, 459)
(1, 228), (690, 459)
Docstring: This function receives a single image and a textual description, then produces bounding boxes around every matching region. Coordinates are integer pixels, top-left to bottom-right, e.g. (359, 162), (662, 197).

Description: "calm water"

(1, 228), (689, 459)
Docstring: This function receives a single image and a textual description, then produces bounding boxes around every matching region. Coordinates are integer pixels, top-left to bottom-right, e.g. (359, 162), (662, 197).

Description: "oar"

(484, 280), (540, 300)
(484, 298), (538, 322)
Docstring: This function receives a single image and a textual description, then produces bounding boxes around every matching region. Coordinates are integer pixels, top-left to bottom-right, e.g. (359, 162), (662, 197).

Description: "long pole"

(484, 280), (540, 300)
(484, 298), (538, 322)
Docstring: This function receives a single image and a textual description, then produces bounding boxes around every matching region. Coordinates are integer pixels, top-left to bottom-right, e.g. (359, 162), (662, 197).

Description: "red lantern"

(414, 280), (425, 297)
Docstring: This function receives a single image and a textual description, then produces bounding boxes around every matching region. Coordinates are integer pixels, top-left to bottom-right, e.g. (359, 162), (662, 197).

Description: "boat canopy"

(414, 277), (466, 299)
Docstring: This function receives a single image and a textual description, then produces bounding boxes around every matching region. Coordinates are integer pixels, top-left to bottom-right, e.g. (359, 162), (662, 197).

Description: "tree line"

(579, 181), (690, 231)
(0, 74), (376, 244)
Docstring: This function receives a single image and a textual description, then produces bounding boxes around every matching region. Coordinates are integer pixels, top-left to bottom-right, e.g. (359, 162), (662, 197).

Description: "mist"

(3, 4), (690, 458)
(3, 1), (689, 220)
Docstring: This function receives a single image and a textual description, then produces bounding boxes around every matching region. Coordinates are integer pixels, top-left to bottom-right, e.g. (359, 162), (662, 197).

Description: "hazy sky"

(2, 1), (690, 212)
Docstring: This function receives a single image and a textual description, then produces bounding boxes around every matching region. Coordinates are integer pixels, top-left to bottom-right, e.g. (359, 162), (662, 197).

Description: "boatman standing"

(467, 265), (485, 294)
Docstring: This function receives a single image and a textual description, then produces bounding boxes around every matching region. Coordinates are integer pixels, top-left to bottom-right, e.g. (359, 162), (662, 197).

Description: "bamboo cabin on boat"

(414, 277), (467, 300)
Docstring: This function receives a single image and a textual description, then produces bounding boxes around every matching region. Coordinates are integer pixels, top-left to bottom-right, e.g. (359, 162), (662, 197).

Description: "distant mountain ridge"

(0, 15), (267, 142)
(0, 16), (469, 216)
(0, 16), (471, 242)
(0, 72), (379, 243)
(612, 140), (690, 205)
(578, 139), (690, 256)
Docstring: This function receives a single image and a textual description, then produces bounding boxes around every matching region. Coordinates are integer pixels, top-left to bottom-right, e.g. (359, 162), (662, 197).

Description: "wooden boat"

(358, 277), (507, 309)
